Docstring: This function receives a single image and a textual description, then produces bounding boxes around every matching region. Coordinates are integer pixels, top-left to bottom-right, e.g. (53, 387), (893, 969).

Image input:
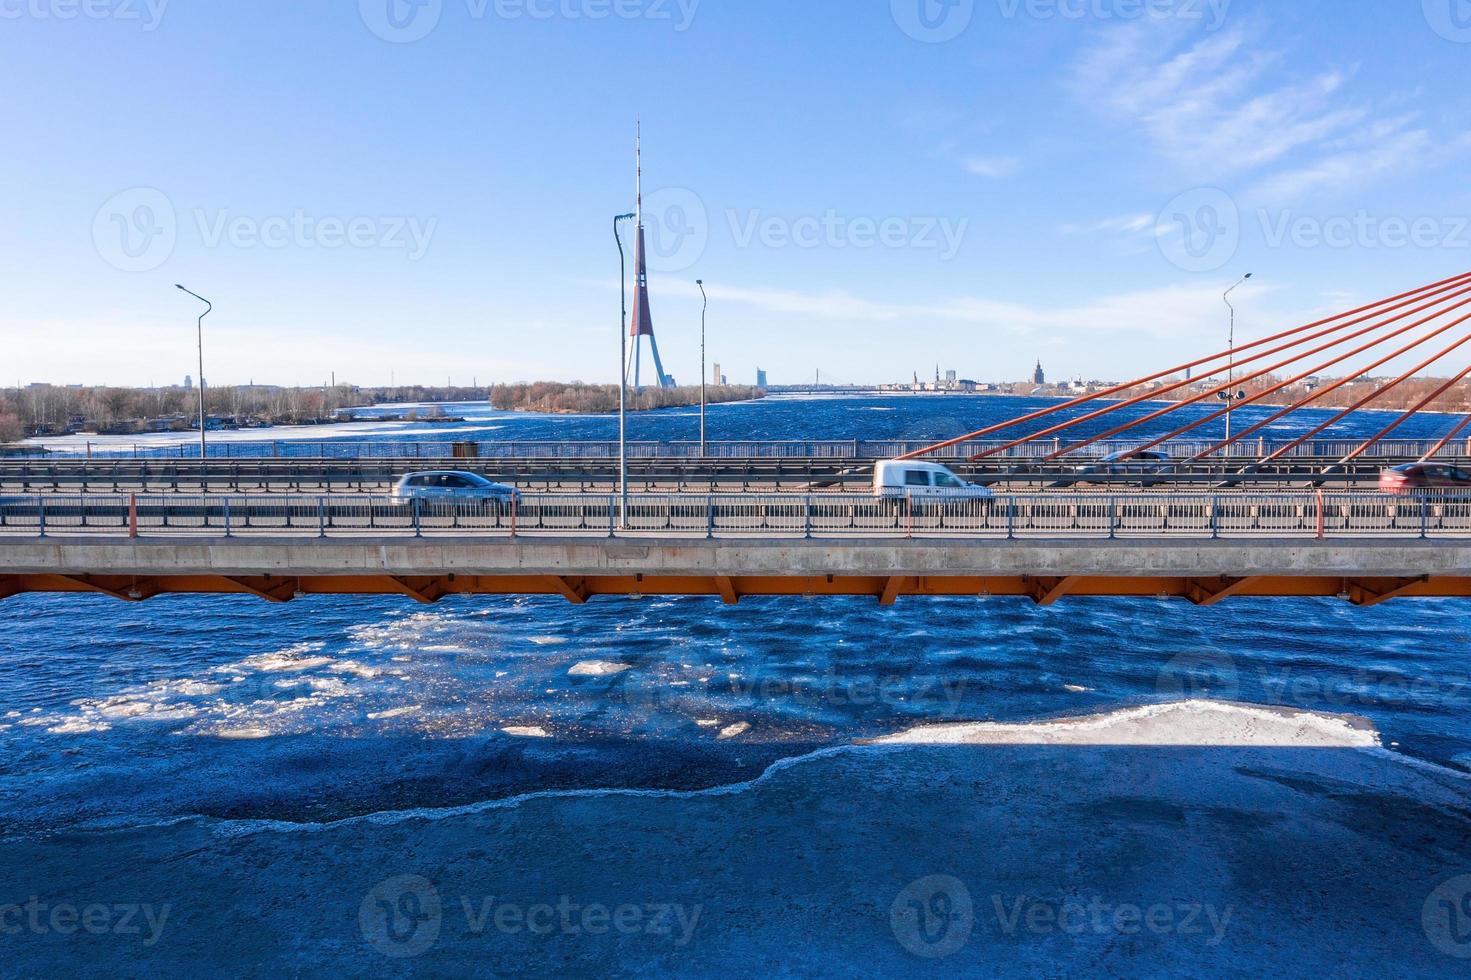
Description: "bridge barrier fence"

(3, 492), (1470, 539)
(13, 437), (1471, 462)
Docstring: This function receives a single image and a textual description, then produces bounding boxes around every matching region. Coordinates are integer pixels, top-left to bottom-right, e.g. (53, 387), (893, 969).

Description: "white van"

(872, 460), (992, 499)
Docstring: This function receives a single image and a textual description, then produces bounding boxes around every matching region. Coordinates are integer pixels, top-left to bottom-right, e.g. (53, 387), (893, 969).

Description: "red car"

(1379, 463), (1471, 492)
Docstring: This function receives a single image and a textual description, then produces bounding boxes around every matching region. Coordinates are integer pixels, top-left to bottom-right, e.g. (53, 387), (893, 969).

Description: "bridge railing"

(3, 492), (1470, 539)
(13, 437), (1471, 461)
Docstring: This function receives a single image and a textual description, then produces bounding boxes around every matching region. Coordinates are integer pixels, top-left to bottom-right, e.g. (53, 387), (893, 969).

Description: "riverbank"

(491, 383), (764, 414)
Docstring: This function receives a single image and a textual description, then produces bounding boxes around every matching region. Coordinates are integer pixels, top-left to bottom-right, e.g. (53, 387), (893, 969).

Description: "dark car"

(1379, 463), (1471, 493)
(1073, 450), (1175, 478)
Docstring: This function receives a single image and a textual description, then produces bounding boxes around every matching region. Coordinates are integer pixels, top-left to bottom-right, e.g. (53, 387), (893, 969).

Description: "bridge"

(8, 271), (1471, 606)
(0, 491), (1469, 606)
(0, 451), (1445, 495)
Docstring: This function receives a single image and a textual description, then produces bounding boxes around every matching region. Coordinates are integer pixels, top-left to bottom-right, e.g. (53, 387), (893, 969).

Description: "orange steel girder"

(2, 573), (1468, 606)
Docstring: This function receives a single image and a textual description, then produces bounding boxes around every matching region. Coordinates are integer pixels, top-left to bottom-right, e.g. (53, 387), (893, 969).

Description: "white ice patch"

(234, 644), (331, 673)
(368, 706), (421, 721)
(568, 661), (632, 677)
(47, 718), (113, 735)
(531, 637), (569, 646)
(718, 722), (751, 740)
(502, 726), (551, 739)
(867, 701), (1380, 749)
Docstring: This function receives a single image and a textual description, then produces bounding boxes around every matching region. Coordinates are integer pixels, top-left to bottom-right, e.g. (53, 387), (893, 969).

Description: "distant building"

(945, 369), (957, 384)
(1033, 362), (1046, 386)
(184, 375), (194, 390)
(756, 368), (768, 387)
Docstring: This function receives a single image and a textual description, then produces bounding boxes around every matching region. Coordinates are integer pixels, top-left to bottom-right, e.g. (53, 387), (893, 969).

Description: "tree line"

(490, 382), (764, 414)
(0, 382), (767, 443)
(1133, 376), (1471, 416)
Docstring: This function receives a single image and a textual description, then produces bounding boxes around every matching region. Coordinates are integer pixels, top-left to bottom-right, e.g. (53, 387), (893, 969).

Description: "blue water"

(3, 395), (1470, 841)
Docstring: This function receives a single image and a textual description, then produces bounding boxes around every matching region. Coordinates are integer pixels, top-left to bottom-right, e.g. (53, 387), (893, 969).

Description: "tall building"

(756, 368), (768, 387)
(1033, 361), (1046, 385)
(712, 363), (722, 386)
(184, 375), (193, 390)
(626, 123), (675, 391)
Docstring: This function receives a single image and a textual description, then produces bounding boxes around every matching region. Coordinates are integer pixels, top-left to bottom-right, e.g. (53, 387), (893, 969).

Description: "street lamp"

(175, 284), (212, 461)
(614, 213), (636, 524)
(1222, 273), (1253, 456)
(697, 279), (707, 456)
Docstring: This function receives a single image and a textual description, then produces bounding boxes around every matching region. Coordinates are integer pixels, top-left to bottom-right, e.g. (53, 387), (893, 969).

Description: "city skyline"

(5, 2), (1471, 388)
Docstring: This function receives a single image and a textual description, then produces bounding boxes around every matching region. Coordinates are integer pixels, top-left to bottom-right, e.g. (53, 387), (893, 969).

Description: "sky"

(3, 0), (1471, 388)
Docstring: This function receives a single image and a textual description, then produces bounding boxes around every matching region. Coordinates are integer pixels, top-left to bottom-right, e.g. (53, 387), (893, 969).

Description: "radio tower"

(627, 122), (674, 390)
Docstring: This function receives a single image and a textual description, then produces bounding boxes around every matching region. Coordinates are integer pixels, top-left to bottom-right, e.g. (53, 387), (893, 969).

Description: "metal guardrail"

(15, 437), (1471, 461)
(2, 492), (1469, 539)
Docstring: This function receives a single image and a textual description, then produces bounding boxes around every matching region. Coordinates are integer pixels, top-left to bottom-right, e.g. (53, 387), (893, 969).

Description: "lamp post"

(1221, 273), (1253, 457)
(175, 284), (212, 461)
(614, 213), (636, 524)
(697, 279), (707, 456)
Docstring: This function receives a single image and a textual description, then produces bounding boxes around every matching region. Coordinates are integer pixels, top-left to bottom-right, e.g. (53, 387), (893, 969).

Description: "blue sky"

(3, 0), (1471, 387)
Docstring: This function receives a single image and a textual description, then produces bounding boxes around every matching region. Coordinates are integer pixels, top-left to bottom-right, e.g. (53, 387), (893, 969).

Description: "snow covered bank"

(867, 700), (1381, 748)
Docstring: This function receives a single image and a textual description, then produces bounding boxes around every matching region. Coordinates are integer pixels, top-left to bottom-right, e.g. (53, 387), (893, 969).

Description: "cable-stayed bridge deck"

(1, 492), (1468, 606)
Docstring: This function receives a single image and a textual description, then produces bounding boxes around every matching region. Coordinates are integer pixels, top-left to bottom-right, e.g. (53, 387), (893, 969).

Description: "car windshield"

(934, 473), (965, 488)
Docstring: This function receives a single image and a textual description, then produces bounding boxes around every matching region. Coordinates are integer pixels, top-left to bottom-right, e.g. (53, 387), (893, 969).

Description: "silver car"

(390, 471), (521, 511)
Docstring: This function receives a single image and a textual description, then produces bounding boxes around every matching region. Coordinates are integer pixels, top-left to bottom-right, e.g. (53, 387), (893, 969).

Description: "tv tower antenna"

(626, 120), (674, 390)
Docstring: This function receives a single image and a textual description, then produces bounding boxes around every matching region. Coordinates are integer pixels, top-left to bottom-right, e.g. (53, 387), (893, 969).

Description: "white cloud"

(1070, 21), (1455, 205)
(659, 277), (1282, 340)
(964, 156), (1022, 179)
(1060, 213), (1154, 237)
